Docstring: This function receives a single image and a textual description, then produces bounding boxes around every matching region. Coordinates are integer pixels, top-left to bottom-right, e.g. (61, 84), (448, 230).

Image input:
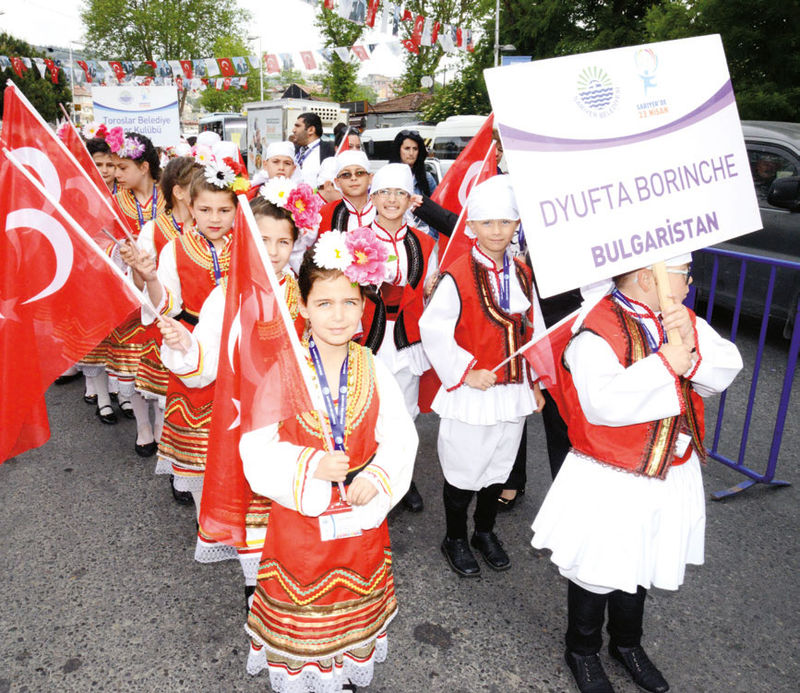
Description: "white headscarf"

(370, 163), (414, 195)
(466, 175), (519, 221)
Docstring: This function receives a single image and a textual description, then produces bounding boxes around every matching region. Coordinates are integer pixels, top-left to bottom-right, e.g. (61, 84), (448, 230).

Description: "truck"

(198, 113), (248, 161)
(244, 98), (350, 176)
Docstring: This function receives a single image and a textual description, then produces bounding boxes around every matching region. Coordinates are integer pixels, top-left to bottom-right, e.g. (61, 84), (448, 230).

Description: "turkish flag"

(0, 149), (141, 464)
(438, 141), (497, 272)
(431, 113), (494, 217)
(43, 59), (60, 84)
(351, 45), (370, 62)
(264, 54), (280, 74)
(10, 57), (27, 78)
(108, 61), (126, 81)
(217, 57), (235, 77)
(2, 82), (132, 246)
(300, 51), (317, 71)
(402, 39), (420, 55)
(411, 15), (425, 47)
(200, 201), (314, 546)
(143, 60), (157, 73)
(56, 120), (111, 197)
(179, 60), (194, 79)
(365, 0), (380, 27)
(76, 60), (92, 83)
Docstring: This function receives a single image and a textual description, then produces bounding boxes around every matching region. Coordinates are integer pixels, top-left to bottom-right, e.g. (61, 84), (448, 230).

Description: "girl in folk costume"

(531, 256), (742, 693)
(156, 185), (320, 602)
(318, 151), (375, 233)
(359, 163), (438, 512)
(84, 126), (117, 193)
(241, 234), (417, 692)
(106, 132), (166, 450)
(419, 176), (546, 577)
(128, 156), (247, 540)
(129, 157), (201, 460)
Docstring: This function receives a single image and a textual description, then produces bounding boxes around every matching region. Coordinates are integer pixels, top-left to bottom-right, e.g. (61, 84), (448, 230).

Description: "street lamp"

(493, 0), (518, 66)
(248, 35), (264, 102)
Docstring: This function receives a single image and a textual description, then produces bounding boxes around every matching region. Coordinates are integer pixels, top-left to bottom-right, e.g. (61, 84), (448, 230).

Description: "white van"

(430, 115), (487, 175)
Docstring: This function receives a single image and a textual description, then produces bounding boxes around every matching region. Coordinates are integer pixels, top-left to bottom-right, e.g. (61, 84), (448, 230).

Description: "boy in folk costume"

(419, 176), (546, 576)
(531, 255), (742, 693)
(318, 151), (375, 233)
(241, 233), (417, 692)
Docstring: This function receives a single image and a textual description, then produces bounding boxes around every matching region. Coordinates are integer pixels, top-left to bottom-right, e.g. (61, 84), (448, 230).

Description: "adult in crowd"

(334, 123), (363, 152)
(292, 112), (335, 186)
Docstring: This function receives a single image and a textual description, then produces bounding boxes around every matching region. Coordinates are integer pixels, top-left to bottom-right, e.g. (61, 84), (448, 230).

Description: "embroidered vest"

(174, 231), (231, 323)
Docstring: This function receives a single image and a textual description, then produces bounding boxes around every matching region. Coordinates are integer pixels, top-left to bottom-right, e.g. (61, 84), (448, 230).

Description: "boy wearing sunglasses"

(319, 150), (375, 232)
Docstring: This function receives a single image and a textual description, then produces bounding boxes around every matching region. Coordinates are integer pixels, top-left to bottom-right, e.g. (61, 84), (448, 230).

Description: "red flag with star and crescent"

(0, 148), (142, 464)
(2, 82), (132, 246)
(200, 200), (314, 546)
(57, 120), (112, 197)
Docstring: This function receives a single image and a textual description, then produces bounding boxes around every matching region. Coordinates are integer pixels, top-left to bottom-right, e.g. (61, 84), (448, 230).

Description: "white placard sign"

(485, 34), (762, 298)
(92, 86), (181, 147)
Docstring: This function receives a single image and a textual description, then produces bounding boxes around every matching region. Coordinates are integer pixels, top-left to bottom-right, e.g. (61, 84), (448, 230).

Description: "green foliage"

(0, 32), (72, 123)
(315, 8), (365, 102)
(81, 0), (247, 60)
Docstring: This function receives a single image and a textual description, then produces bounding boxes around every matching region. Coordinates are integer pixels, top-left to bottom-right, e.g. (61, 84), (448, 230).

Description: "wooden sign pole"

(651, 261), (683, 345)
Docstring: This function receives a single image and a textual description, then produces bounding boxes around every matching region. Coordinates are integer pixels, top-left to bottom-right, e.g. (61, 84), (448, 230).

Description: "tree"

(81, 0), (249, 114)
(197, 36), (256, 114)
(398, 0), (491, 95)
(0, 32), (72, 123)
(315, 6), (365, 102)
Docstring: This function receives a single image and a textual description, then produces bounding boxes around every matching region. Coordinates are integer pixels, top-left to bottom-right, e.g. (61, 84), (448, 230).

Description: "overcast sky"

(1, 0), (407, 77)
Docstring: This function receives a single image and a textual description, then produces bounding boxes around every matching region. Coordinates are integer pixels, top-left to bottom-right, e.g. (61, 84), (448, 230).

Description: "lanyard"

(202, 236), (222, 285)
(134, 185), (158, 231)
(611, 289), (664, 351)
(296, 140), (320, 166)
(171, 214), (183, 235)
(308, 337), (349, 451)
(499, 253), (510, 311)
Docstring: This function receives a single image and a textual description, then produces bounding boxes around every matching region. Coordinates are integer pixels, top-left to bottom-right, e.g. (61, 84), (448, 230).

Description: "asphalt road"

(1, 317), (798, 693)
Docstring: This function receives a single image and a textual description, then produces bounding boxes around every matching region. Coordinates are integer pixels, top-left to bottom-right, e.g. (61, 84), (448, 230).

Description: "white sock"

(152, 403), (165, 443)
(84, 375), (97, 398)
(89, 374), (112, 410)
(191, 490), (202, 522)
(131, 393), (154, 444)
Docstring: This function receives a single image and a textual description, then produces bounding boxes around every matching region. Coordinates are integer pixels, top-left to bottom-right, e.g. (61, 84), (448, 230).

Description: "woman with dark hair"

(390, 130), (436, 197)
(334, 123), (362, 152)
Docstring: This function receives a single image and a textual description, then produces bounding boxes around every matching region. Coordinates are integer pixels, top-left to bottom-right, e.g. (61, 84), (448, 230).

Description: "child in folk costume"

(127, 157), (201, 468)
(251, 141), (301, 188)
(128, 156), (247, 537)
(107, 132), (166, 450)
(156, 184), (319, 603)
(318, 151), (375, 233)
(419, 176), (546, 577)
(531, 255), (742, 693)
(360, 163), (438, 512)
(240, 233), (417, 692)
(85, 130), (117, 193)
(316, 156), (343, 205)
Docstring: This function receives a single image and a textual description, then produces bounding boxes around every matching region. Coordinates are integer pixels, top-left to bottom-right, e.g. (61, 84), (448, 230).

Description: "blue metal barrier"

(687, 247), (798, 500)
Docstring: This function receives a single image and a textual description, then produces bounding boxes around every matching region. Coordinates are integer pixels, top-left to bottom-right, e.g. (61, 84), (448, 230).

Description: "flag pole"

(237, 196), (348, 501)
(651, 261), (683, 345)
(3, 147), (160, 321)
(438, 141), (496, 268)
(490, 308), (580, 373)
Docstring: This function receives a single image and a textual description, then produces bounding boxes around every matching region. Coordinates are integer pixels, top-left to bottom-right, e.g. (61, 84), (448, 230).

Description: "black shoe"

(171, 476), (194, 505)
(118, 399), (135, 419)
(441, 537), (480, 577)
(402, 481), (424, 512)
(84, 393), (98, 405)
(245, 585), (256, 615)
(342, 684), (358, 692)
(609, 644), (669, 692)
(96, 405), (118, 425)
(54, 372), (81, 385)
(109, 392), (119, 403)
(470, 531), (511, 571)
(565, 650), (615, 693)
(135, 440), (157, 457)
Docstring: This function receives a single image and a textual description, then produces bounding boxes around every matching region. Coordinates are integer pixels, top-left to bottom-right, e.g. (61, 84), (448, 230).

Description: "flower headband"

(260, 177), (324, 232)
(313, 227), (388, 286)
(81, 122), (108, 140)
(199, 152), (250, 193)
(105, 127), (131, 157)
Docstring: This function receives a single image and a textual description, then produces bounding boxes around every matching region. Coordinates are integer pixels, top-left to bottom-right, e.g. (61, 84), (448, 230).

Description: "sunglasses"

(399, 129), (420, 138)
(337, 169), (369, 180)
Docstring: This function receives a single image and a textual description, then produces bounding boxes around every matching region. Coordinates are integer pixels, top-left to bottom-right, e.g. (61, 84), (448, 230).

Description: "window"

(748, 146), (799, 207)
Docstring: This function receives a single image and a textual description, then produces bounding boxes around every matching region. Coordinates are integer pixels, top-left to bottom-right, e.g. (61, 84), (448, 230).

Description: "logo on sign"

(575, 66), (620, 118)
(119, 90), (134, 105)
(635, 48), (658, 95)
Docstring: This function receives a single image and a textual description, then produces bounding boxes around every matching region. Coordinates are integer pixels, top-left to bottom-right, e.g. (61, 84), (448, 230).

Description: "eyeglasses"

(374, 189), (410, 199)
(337, 169), (369, 180)
(666, 265), (692, 284)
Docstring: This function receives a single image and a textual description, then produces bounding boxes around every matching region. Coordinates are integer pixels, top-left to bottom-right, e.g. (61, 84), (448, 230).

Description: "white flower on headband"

(81, 122), (101, 139)
(193, 144), (214, 166)
(260, 176), (294, 208)
(313, 230), (353, 272)
(204, 159), (235, 189)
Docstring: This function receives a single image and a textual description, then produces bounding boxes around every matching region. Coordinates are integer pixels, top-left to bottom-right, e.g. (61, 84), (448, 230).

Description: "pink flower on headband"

(106, 126), (125, 154)
(118, 136), (145, 160)
(286, 183), (323, 230)
(344, 227), (388, 285)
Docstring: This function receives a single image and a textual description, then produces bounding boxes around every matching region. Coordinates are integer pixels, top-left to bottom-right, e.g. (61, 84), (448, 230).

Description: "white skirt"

(531, 452), (706, 593)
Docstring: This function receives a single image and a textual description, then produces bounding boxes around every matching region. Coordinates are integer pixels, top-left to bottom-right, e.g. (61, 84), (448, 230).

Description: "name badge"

(318, 502), (363, 542)
(674, 432), (692, 457)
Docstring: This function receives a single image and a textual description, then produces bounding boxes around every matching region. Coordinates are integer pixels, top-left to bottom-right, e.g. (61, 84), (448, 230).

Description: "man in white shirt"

(292, 112), (334, 187)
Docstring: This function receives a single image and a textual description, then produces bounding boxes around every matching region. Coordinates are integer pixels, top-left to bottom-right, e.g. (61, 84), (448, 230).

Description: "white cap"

(213, 140), (240, 161)
(174, 142), (192, 157)
(266, 141), (296, 160)
(335, 150), (370, 176)
(467, 175), (519, 221)
(196, 130), (221, 147)
(371, 163), (414, 195)
(317, 156), (339, 187)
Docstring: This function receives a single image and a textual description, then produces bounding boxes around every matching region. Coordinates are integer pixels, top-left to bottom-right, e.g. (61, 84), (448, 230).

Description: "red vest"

(153, 212), (183, 257)
(173, 230), (232, 321)
(559, 296), (706, 479)
(444, 253), (534, 386)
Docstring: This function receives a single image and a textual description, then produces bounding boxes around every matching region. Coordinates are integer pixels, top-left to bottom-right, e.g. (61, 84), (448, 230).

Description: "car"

(691, 121), (800, 331)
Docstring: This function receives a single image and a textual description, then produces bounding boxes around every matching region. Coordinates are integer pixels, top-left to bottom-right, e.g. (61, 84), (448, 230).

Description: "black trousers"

(442, 481), (504, 540)
(565, 581), (647, 655)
